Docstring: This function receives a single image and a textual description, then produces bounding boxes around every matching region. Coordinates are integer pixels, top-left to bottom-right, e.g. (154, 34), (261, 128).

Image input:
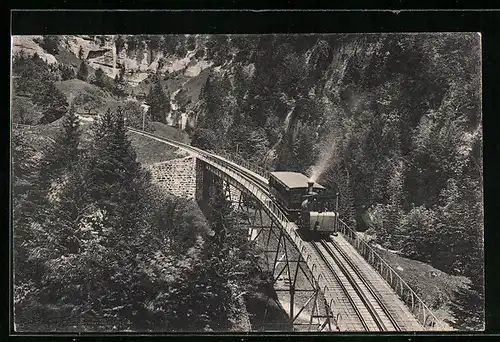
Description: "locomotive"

(268, 172), (338, 241)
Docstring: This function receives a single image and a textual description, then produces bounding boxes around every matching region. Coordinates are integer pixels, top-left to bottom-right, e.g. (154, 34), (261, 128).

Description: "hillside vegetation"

(13, 109), (268, 332)
(12, 36), (271, 332)
(188, 34), (483, 331)
(11, 34), (483, 331)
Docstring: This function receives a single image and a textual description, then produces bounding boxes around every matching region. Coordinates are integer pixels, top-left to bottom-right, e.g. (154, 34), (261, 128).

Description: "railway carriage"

(268, 172), (338, 240)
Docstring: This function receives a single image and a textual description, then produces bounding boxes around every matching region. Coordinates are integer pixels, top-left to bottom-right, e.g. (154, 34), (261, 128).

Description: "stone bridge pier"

(144, 155), (334, 331)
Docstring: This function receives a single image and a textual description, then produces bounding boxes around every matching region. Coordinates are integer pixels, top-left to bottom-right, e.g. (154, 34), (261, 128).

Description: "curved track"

(318, 238), (401, 331)
(126, 127), (428, 332)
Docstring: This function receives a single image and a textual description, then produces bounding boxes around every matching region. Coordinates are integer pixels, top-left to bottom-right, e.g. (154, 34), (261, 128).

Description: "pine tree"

(60, 65), (76, 81)
(13, 107), (83, 288)
(400, 206), (439, 262)
(40, 35), (59, 55)
(54, 105), (81, 169)
(337, 167), (356, 228)
(77, 61), (89, 81)
(186, 35), (196, 51)
(146, 81), (170, 123)
(207, 181), (234, 246)
(86, 108), (146, 236)
(115, 35), (125, 53)
(292, 124), (316, 174)
(233, 64), (248, 106)
(198, 73), (232, 135)
(94, 68), (105, 88)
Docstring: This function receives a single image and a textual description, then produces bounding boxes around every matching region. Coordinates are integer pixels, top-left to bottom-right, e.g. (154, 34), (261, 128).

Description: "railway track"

(326, 236), (401, 331)
(125, 127), (413, 331)
(314, 238), (401, 331)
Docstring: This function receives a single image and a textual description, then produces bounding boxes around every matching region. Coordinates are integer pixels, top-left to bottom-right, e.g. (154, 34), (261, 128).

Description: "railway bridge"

(128, 127), (448, 332)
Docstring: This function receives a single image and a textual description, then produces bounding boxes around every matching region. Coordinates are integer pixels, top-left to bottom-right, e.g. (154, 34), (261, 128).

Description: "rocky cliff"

(12, 35), (213, 87)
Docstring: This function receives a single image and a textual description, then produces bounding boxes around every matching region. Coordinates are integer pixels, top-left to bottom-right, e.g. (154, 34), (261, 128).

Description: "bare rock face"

(11, 36), (58, 64)
(13, 35), (214, 89)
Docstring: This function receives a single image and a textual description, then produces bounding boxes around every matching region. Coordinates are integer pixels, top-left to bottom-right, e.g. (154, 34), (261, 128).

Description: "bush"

(191, 128), (218, 152)
(399, 206), (439, 263)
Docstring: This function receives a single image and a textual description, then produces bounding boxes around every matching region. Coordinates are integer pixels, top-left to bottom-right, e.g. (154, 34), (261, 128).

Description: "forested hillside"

(189, 34), (483, 330)
(11, 34), (483, 331)
(13, 109), (270, 331)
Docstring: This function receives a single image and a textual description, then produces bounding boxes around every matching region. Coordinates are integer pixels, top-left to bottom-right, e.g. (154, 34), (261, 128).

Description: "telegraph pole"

(335, 192), (339, 233)
(142, 108), (146, 131)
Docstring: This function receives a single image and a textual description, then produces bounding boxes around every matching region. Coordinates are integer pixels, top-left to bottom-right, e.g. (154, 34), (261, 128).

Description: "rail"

(203, 162), (342, 331)
(311, 241), (371, 331)
(324, 238), (401, 331)
(335, 219), (445, 330)
(219, 151), (271, 181)
(127, 127), (342, 330)
(127, 127), (443, 331)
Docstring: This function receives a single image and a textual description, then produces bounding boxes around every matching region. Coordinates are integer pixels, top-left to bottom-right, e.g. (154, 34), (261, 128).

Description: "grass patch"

(56, 79), (118, 115)
(180, 67), (210, 108)
(13, 116), (95, 154)
(128, 132), (183, 165)
(150, 122), (190, 144)
(374, 247), (469, 326)
(56, 79), (107, 99)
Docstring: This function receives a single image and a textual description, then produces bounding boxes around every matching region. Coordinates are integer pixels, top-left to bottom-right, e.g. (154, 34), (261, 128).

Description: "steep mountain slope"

(189, 33), (483, 330)
(11, 34), (483, 330)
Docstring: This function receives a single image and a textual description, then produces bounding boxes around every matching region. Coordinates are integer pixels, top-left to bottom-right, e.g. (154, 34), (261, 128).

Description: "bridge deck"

(280, 224), (423, 331)
(127, 128), (428, 332)
(312, 240), (380, 331)
(331, 234), (423, 331)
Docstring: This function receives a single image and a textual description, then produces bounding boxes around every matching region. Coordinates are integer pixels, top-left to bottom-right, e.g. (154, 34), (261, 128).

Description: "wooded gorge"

(190, 34), (483, 329)
(11, 33), (483, 331)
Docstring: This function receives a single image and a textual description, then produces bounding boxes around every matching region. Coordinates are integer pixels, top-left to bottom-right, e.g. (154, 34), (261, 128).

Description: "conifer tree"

(146, 81), (170, 123)
(40, 35), (60, 55)
(94, 68), (105, 88)
(115, 35), (125, 53)
(77, 61), (89, 81)
(54, 105), (81, 169)
(207, 181), (234, 246)
(292, 124), (316, 174)
(197, 73), (226, 132)
(86, 108), (146, 236)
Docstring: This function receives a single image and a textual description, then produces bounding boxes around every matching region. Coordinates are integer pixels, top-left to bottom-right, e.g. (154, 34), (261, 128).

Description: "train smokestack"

(307, 181), (314, 194)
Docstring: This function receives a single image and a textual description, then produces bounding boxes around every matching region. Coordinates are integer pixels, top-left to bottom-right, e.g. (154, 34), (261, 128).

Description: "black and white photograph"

(11, 33), (483, 332)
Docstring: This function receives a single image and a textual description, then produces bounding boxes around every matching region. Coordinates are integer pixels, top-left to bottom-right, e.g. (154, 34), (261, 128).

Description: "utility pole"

(142, 109), (146, 131)
(335, 192), (339, 233)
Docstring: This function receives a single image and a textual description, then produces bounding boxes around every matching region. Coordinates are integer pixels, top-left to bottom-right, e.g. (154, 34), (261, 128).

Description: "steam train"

(268, 172), (338, 241)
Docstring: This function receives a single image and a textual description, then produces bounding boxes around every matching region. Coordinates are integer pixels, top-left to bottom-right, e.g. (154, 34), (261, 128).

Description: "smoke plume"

(308, 133), (339, 183)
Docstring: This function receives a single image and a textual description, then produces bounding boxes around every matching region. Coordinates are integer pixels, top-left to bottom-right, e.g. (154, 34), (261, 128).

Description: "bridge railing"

(204, 160), (342, 331)
(128, 127), (442, 331)
(336, 219), (446, 330)
(218, 151), (270, 181)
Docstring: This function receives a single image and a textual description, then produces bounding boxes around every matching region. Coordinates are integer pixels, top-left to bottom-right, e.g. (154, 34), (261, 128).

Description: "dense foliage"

(13, 106), (266, 331)
(191, 34), (483, 330)
(146, 77), (171, 123)
(12, 52), (69, 124)
(35, 35), (60, 55)
(12, 34), (483, 331)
